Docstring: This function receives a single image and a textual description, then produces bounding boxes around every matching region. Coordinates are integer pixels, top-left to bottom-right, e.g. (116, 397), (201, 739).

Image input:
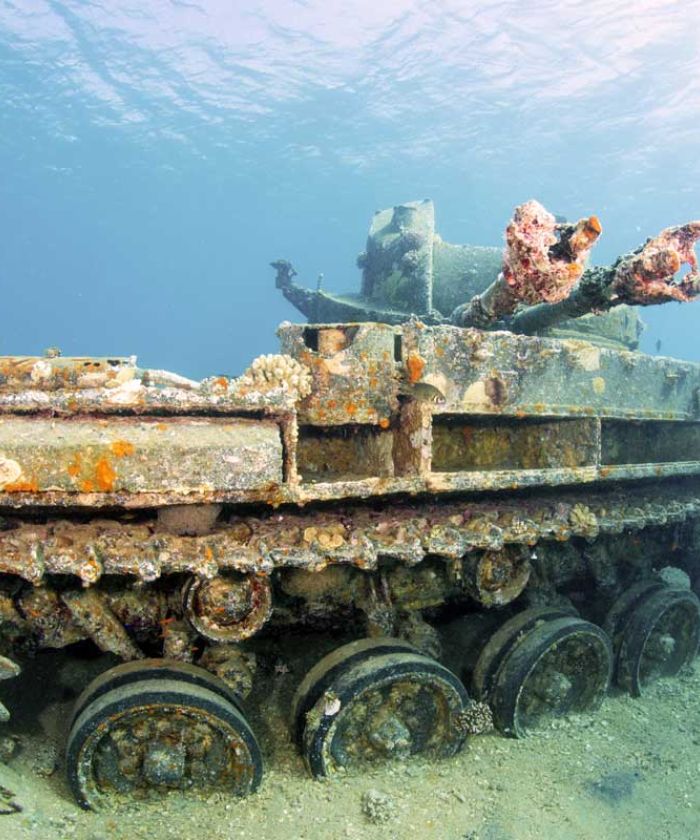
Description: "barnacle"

(303, 522), (346, 549)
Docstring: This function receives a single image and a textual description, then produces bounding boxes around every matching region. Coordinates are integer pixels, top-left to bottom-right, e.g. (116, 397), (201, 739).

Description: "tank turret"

(272, 198), (672, 350)
(274, 199), (700, 351)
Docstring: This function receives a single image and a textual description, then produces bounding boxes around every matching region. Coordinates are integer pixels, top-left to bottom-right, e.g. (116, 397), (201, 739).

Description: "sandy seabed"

(0, 641), (698, 840)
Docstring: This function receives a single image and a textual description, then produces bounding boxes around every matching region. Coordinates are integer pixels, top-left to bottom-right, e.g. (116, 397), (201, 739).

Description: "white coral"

(239, 354), (312, 399)
(569, 503), (599, 535)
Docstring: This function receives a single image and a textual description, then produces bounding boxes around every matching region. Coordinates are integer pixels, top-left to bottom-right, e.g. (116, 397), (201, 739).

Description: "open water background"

(1, 1), (699, 377)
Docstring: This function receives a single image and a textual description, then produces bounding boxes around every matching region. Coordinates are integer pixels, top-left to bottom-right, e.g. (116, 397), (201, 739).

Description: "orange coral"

(406, 353), (425, 384)
(94, 457), (116, 492)
(110, 440), (135, 458)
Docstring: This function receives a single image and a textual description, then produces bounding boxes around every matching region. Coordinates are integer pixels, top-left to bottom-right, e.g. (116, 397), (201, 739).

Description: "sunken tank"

(1, 200), (700, 810)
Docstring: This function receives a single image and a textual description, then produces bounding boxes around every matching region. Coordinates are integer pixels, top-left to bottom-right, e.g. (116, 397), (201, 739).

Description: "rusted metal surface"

(462, 547), (531, 607)
(199, 645), (256, 697)
(1, 481), (698, 699)
(0, 322), (698, 511)
(157, 504), (223, 536)
(67, 669), (262, 808)
(361, 199), (436, 316)
(0, 655), (20, 723)
(17, 587), (85, 647)
(0, 594), (29, 639)
(0, 352), (307, 414)
(282, 323), (398, 427)
(3, 197), (700, 796)
(0, 483), (698, 587)
(61, 590), (144, 660)
(161, 620), (196, 662)
(4, 323), (694, 427)
(0, 355), (138, 392)
(398, 323), (700, 421)
(0, 416), (283, 496)
(182, 573), (272, 642)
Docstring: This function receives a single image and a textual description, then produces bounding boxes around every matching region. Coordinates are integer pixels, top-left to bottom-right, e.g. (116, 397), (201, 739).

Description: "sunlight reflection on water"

(2, 0), (699, 171)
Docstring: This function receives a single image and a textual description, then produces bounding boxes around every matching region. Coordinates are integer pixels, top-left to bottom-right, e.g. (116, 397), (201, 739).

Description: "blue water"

(1, 1), (699, 378)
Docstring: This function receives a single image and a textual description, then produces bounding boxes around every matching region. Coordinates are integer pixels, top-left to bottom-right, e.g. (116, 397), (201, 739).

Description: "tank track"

(0, 482), (698, 586)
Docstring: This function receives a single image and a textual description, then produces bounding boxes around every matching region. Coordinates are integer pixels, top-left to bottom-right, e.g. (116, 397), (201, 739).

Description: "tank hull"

(1, 321), (699, 807)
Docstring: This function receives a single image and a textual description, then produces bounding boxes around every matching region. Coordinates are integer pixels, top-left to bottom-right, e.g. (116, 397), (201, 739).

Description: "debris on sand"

(361, 788), (396, 824)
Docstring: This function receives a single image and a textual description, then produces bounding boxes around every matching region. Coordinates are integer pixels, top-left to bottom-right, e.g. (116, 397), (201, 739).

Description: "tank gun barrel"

(271, 259), (319, 320)
(451, 200), (602, 328)
(511, 220), (700, 335)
